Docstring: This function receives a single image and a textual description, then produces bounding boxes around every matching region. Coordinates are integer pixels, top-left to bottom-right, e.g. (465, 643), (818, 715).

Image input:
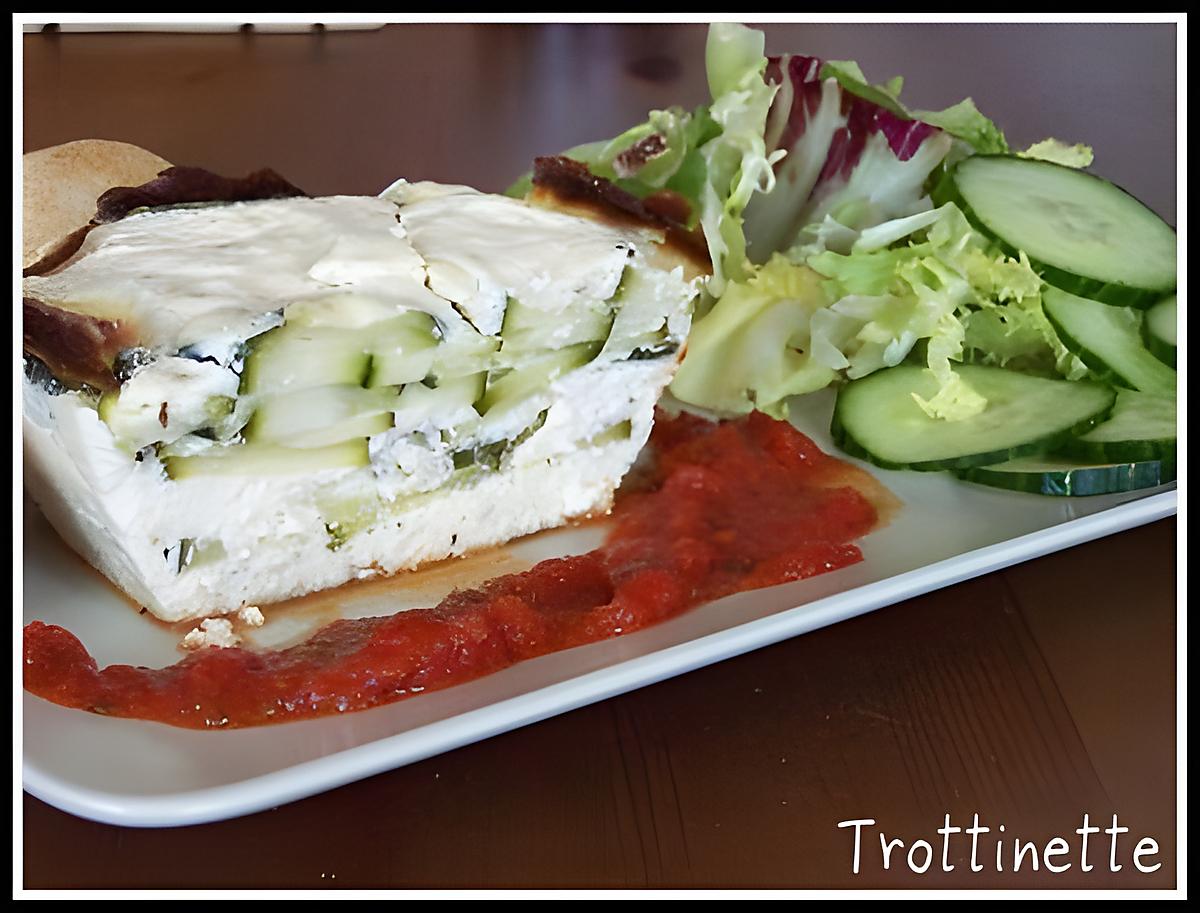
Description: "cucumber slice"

(317, 467), (495, 550)
(934, 156), (1176, 308)
(430, 329), (499, 380)
(1042, 286), (1177, 396)
(241, 324), (372, 395)
(956, 457), (1174, 497)
(477, 342), (601, 416)
(1143, 295), (1177, 368)
(578, 419), (633, 448)
(245, 310), (442, 392)
(450, 409), (549, 472)
(831, 365), (1116, 471)
(164, 438), (370, 479)
(244, 385), (398, 448)
(99, 389), (236, 452)
(1055, 389), (1176, 464)
(499, 297), (615, 358)
(601, 265), (681, 359)
(284, 295), (408, 329)
(393, 373), (486, 431)
(365, 313), (440, 387)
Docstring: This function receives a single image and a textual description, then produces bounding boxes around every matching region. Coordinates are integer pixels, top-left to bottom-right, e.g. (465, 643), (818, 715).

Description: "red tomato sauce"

(24, 412), (884, 729)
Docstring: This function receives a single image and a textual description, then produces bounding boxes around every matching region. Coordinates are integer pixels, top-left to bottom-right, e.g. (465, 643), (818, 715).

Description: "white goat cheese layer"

(23, 183), (699, 622)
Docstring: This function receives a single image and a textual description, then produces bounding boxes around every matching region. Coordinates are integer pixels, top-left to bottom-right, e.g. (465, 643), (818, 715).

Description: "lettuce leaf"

(819, 59), (1009, 156)
(1019, 138), (1095, 168)
(506, 23), (779, 298)
(669, 256), (835, 418)
(672, 203), (1086, 421)
(509, 25), (1091, 424)
(742, 53), (956, 263)
(912, 99), (1008, 156)
(536, 106), (720, 209)
(697, 23), (786, 295)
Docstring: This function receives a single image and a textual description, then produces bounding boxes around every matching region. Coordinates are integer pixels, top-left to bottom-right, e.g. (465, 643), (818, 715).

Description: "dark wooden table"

(21, 21), (1178, 891)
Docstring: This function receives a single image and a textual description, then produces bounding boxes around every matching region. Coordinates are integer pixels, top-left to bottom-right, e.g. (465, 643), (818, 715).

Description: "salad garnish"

(510, 22), (1176, 497)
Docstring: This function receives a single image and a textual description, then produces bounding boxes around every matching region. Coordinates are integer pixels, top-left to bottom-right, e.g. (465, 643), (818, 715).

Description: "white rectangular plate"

(22, 392), (1177, 826)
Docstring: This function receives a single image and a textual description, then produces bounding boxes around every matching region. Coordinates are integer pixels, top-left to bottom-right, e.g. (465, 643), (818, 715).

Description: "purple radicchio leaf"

(743, 53), (952, 262)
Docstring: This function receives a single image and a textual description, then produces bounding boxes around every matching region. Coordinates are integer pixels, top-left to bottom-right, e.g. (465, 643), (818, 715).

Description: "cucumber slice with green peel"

(246, 310), (441, 391)
(956, 457), (1174, 497)
(392, 373), (486, 431)
(163, 438), (370, 479)
(1143, 295), (1177, 368)
(1054, 389), (1176, 464)
(499, 297), (615, 358)
(365, 313), (440, 387)
(477, 341), (602, 416)
(1042, 286), (1177, 396)
(933, 156), (1176, 308)
(831, 365), (1116, 471)
(244, 385), (398, 448)
(241, 324), (372, 395)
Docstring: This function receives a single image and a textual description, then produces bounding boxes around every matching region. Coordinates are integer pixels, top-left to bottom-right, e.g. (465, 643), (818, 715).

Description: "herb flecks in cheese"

(22, 183), (701, 623)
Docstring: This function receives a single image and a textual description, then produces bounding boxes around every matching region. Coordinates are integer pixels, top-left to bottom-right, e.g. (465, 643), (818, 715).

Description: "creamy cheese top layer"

(24, 187), (638, 353)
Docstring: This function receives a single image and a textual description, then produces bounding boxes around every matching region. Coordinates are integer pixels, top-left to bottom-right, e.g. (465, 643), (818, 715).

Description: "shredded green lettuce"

(698, 23), (786, 296)
(1019, 138), (1095, 169)
(510, 24), (1098, 426)
(671, 202), (1087, 421)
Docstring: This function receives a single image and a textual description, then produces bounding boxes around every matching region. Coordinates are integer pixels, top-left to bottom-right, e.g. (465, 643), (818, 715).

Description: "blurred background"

(22, 22), (1178, 223)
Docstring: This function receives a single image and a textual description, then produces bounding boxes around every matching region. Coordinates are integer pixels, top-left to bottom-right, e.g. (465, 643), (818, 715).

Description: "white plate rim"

(23, 488), (1176, 828)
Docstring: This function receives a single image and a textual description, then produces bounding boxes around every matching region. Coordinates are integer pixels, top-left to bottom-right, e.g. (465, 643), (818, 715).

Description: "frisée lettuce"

(669, 36), (1095, 420)
(507, 23), (782, 298)
(672, 203), (1087, 421)
(510, 23), (1103, 424)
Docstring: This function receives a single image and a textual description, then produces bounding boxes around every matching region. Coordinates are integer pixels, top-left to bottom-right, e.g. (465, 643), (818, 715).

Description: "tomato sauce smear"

(24, 412), (884, 729)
